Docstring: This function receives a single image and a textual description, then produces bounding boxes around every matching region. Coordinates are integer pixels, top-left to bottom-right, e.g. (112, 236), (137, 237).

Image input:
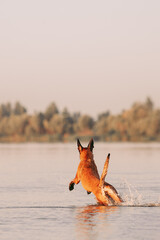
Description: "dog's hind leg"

(104, 184), (123, 204)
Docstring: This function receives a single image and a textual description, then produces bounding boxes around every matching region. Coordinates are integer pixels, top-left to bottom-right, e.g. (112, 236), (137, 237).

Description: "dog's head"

(77, 138), (94, 160)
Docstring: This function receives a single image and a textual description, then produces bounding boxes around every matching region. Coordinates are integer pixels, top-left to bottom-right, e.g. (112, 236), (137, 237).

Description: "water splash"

(119, 178), (160, 207)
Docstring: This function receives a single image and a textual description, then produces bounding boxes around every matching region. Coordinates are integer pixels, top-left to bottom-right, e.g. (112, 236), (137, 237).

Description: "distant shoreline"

(0, 97), (160, 143)
(0, 134), (159, 143)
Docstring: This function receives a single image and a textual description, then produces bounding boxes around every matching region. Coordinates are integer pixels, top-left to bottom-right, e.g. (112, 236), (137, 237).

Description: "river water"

(0, 142), (159, 239)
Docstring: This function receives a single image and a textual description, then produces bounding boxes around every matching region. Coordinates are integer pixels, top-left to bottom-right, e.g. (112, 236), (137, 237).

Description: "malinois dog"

(69, 139), (123, 205)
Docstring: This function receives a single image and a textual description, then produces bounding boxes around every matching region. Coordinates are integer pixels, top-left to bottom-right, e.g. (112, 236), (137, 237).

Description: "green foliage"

(97, 111), (110, 121)
(44, 102), (59, 120)
(0, 97), (160, 142)
(14, 102), (27, 115)
(76, 115), (94, 133)
(0, 103), (12, 118)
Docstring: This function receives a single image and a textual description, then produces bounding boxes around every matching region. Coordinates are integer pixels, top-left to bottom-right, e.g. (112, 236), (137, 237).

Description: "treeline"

(0, 97), (160, 142)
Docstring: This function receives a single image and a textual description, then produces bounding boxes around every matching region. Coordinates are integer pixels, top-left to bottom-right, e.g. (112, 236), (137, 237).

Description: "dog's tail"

(99, 153), (110, 187)
(99, 153), (123, 204)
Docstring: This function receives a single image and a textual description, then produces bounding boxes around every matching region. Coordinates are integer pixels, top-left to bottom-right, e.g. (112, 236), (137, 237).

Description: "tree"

(0, 114), (29, 136)
(76, 115), (94, 133)
(48, 114), (65, 135)
(14, 102), (27, 115)
(44, 102), (59, 120)
(95, 117), (108, 136)
(0, 103), (12, 118)
(62, 108), (74, 134)
(28, 113), (45, 134)
(145, 97), (154, 111)
(97, 111), (110, 121)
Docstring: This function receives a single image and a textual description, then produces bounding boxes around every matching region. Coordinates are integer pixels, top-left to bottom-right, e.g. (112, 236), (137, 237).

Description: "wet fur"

(69, 139), (123, 206)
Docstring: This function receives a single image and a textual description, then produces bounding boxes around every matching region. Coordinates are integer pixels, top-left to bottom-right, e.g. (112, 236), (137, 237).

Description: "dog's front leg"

(69, 172), (80, 191)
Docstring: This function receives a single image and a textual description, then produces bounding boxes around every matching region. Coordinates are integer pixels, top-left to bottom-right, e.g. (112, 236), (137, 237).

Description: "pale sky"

(0, 0), (160, 117)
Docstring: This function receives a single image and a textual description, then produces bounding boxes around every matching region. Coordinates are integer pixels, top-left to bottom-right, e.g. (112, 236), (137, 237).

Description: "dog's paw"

(69, 181), (75, 191)
(87, 191), (91, 194)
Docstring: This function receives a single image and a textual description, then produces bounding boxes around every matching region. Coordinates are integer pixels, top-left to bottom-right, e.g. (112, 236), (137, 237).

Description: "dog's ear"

(88, 138), (94, 152)
(77, 139), (83, 152)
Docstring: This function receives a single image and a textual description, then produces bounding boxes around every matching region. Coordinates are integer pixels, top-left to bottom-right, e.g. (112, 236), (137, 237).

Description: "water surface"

(0, 143), (159, 239)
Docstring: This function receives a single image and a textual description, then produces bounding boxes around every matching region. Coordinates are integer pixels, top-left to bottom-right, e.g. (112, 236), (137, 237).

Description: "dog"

(69, 139), (123, 205)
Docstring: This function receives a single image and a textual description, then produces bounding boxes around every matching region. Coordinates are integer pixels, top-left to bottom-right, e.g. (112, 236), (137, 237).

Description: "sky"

(0, 0), (160, 117)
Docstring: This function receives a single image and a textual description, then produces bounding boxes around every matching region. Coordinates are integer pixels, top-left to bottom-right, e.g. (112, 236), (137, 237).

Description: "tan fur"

(69, 139), (123, 206)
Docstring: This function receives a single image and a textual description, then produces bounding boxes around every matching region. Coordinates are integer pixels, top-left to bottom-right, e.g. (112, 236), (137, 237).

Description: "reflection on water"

(76, 205), (118, 240)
